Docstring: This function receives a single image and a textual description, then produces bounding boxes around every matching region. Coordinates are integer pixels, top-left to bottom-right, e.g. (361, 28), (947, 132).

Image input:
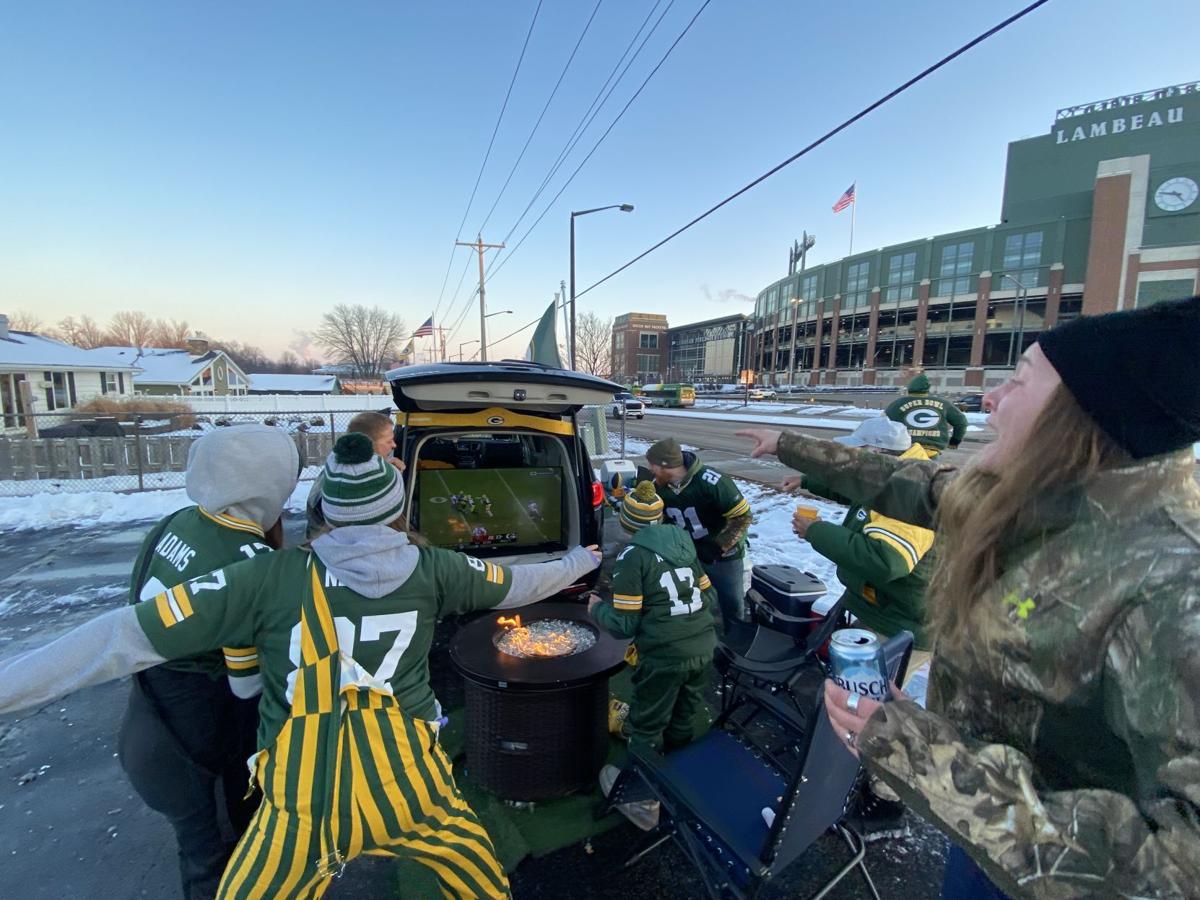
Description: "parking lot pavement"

(0, 512), (947, 899)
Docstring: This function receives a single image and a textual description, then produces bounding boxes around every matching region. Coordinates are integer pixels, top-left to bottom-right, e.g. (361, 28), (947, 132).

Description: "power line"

(447, 0), (676, 350)
(475, 0), (605, 237)
(577, 0), (1053, 299)
(431, 0), (544, 323)
(491, 0), (671, 253)
(486, 0), (710, 284)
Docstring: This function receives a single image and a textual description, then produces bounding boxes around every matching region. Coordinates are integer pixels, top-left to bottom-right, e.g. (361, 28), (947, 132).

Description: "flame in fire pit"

(494, 617), (597, 659)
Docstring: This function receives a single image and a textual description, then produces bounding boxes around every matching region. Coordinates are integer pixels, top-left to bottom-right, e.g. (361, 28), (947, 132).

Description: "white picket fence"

(179, 394), (396, 413)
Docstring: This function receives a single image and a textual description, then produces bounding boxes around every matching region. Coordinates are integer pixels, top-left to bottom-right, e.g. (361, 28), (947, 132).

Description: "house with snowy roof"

(97, 337), (249, 397)
(0, 314), (140, 429)
(247, 373), (340, 395)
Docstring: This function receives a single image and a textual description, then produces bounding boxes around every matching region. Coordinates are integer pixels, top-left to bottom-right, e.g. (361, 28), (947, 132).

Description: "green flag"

(524, 301), (563, 368)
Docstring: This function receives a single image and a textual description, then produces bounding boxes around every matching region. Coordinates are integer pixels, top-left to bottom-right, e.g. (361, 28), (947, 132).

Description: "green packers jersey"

(133, 545), (514, 750)
(594, 525), (717, 662)
(128, 506), (272, 680)
(658, 453), (751, 560)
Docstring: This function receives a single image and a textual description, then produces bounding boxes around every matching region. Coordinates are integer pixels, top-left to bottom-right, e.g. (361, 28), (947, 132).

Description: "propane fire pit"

(450, 602), (629, 801)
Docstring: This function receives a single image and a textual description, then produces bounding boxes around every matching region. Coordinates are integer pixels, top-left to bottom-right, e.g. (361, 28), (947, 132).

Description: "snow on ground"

(647, 409), (862, 431)
(736, 478), (847, 612)
(597, 432), (697, 460)
(0, 480), (317, 531)
(647, 407), (986, 433)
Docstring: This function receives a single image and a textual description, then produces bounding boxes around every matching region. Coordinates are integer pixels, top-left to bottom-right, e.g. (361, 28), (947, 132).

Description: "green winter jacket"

(593, 524), (717, 664)
(884, 381), (968, 452)
(777, 429), (1200, 898)
(802, 444), (935, 647)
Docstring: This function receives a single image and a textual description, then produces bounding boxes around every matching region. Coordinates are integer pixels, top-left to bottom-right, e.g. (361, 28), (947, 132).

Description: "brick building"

(611, 312), (668, 384)
(749, 81), (1200, 390)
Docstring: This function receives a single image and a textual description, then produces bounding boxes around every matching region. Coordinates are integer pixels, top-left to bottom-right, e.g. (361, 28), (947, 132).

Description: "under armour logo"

(1002, 592), (1036, 620)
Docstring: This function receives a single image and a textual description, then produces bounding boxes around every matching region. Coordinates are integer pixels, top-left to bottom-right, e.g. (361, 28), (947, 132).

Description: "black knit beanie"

(1037, 294), (1200, 460)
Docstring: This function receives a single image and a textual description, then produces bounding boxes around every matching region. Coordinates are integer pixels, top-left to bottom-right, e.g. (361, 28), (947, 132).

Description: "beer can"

(829, 628), (891, 701)
(793, 504), (820, 522)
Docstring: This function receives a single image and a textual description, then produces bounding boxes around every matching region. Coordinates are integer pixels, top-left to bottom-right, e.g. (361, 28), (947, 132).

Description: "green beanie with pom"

(907, 373), (930, 395)
(321, 431), (406, 527)
(619, 480), (664, 534)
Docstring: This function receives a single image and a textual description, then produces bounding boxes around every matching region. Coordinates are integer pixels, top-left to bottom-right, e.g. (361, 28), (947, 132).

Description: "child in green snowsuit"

(589, 480), (717, 753)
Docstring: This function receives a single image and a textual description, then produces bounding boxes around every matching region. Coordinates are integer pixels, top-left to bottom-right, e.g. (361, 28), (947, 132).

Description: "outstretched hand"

(780, 474), (803, 492)
(735, 428), (782, 459)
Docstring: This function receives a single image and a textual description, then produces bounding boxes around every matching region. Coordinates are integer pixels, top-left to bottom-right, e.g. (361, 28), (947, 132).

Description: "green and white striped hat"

(321, 432), (406, 527)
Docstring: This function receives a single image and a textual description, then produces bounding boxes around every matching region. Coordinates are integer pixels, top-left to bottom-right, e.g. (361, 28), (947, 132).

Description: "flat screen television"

(416, 467), (565, 552)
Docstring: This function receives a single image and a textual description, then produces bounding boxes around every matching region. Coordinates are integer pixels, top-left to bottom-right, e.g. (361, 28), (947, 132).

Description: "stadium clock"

(1153, 177), (1198, 212)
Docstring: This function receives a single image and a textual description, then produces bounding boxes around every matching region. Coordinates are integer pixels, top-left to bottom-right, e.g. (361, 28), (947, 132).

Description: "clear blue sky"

(2, 0), (1197, 361)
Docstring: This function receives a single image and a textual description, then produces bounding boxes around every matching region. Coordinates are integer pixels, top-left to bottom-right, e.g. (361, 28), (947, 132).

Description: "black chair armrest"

(716, 643), (816, 678)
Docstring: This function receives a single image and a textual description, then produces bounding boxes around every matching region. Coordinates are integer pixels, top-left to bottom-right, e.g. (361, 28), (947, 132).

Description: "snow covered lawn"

(0, 481), (315, 531)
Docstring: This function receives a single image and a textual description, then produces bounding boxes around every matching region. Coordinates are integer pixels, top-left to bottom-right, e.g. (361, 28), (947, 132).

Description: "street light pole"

(570, 203), (633, 370)
(457, 340), (479, 362)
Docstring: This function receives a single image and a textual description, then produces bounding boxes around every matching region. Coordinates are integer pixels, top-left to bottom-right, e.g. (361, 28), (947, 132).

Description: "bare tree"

(8, 310), (44, 332)
(217, 339), (271, 373)
(315, 304), (407, 379)
(151, 318), (192, 348)
(106, 310), (157, 349)
(575, 311), (613, 379)
(277, 351), (301, 374)
(56, 315), (108, 348)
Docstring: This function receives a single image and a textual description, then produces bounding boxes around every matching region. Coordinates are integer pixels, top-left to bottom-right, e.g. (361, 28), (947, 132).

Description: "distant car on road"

(748, 387), (778, 401)
(611, 391), (646, 419)
(953, 393), (984, 412)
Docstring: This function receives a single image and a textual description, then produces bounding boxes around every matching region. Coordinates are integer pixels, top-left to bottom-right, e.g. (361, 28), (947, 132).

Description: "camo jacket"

(778, 431), (1200, 899)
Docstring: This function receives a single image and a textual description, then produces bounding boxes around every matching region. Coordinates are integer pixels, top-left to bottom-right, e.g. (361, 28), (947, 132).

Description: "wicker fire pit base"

(450, 602), (629, 801)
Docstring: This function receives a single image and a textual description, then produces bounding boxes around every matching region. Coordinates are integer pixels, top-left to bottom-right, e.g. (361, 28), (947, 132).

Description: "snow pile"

(0, 481), (316, 531)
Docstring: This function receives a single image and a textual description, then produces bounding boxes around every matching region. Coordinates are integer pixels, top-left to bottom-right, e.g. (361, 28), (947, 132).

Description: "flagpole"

(849, 186), (856, 257)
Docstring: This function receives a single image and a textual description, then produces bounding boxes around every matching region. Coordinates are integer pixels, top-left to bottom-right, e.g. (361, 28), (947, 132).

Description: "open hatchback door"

(386, 361), (621, 594)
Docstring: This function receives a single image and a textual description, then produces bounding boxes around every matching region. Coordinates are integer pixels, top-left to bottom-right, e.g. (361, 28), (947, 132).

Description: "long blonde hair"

(928, 385), (1129, 652)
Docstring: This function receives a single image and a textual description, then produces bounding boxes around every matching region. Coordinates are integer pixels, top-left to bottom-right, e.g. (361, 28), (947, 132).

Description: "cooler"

(748, 565), (827, 640)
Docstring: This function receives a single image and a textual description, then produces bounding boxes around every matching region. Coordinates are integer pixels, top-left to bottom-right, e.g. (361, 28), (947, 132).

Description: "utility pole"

(435, 326), (448, 362)
(456, 234), (505, 362)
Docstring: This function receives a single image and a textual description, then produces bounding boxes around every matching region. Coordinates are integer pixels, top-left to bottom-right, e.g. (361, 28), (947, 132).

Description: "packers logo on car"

(486, 415), (505, 426)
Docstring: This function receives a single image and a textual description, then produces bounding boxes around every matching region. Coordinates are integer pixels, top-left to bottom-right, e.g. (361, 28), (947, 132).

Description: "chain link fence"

(0, 408), (394, 497)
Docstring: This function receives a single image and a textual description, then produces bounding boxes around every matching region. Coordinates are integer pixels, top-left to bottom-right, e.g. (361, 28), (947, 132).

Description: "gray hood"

(186, 424), (299, 533)
(311, 525), (420, 599)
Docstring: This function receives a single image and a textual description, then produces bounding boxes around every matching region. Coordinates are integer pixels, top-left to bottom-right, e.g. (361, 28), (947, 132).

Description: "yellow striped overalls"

(217, 565), (509, 899)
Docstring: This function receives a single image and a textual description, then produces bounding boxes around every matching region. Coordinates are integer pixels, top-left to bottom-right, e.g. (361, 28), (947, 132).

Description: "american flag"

(413, 316), (434, 337)
(832, 183), (856, 213)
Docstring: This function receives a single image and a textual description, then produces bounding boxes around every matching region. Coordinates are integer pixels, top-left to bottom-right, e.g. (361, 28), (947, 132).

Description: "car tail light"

(591, 480), (604, 508)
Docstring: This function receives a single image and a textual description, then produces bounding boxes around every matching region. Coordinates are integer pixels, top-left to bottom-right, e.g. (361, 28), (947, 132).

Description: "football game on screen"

(417, 467), (564, 551)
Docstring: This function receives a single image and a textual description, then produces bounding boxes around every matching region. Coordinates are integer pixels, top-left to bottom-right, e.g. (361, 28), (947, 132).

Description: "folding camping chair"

(607, 630), (914, 900)
(713, 591), (847, 725)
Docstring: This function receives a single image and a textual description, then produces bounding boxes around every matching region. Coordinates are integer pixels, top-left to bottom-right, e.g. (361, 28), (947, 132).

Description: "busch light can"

(829, 629), (891, 701)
